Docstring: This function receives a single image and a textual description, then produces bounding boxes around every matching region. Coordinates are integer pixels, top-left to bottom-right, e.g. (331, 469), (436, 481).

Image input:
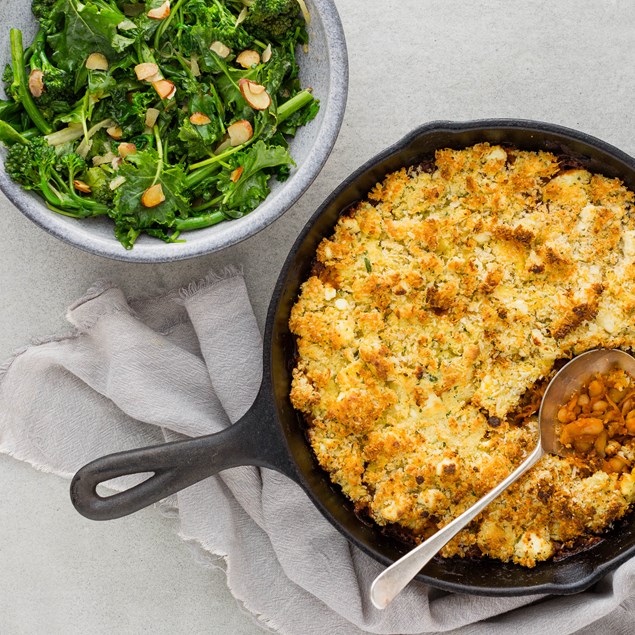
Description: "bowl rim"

(0, 0), (349, 263)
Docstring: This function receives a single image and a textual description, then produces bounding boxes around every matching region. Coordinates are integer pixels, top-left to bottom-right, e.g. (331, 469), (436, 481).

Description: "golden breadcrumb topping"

(289, 143), (635, 567)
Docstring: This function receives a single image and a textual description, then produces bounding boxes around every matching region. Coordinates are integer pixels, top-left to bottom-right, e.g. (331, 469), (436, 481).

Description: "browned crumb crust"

(289, 143), (635, 567)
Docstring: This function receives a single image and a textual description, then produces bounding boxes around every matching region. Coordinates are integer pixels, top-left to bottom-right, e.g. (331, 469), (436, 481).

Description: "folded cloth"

(1, 269), (634, 635)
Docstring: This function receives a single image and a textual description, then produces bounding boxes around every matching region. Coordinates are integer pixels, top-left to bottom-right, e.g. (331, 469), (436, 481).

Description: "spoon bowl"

(539, 349), (635, 456)
(370, 348), (635, 609)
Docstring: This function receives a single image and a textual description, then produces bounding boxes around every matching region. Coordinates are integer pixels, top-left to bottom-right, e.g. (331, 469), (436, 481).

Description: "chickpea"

(592, 400), (609, 412)
(608, 388), (625, 403)
(560, 417), (604, 446)
(577, 393), (590, 407)
(558, 407), (575, 423)
(588, 380), (604, 398)
(578, 418), (604, 435)
(557, 370), (635, 468)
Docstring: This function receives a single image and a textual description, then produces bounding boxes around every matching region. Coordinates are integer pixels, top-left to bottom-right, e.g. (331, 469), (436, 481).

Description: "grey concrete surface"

(0, 1), (634, 633)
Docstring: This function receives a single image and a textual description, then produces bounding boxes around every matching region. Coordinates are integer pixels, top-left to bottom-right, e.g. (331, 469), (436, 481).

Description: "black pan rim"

(265, 118), (635, 596)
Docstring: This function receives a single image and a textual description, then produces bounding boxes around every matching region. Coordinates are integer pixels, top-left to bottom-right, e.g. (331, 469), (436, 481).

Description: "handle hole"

(96, 472), (156, 498)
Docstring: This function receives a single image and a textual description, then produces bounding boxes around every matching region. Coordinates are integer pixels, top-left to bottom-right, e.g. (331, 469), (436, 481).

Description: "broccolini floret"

(31, 0), (64, 35)
(242, 0), (304, 41)
(29, 30), (75, 116)
(5, 136), (108, 217)
(4, 136), (52, 186)
(59, 152), (87, 185)
(3, 64), (14, 93)
(84, 166), (115, 206)
(185, 0), (253, 50)
(32, 0), (59, 20)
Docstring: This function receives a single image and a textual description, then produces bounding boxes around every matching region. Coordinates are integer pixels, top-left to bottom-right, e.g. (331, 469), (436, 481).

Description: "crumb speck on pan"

(289, 143), (635, 567)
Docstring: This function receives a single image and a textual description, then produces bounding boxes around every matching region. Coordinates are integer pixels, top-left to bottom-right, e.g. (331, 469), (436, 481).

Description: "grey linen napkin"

(1, 269), (634, 635)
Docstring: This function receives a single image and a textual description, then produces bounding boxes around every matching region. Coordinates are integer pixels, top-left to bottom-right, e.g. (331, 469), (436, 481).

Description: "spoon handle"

(370, 443), (545, 609)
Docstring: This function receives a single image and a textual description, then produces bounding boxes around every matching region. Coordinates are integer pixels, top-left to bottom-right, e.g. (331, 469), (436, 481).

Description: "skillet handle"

(70, 389), (297, 520)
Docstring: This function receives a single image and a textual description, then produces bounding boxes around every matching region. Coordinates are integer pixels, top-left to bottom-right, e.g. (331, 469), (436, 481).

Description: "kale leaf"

(113, 149), (190, 245)
(47, 0), (135, 73)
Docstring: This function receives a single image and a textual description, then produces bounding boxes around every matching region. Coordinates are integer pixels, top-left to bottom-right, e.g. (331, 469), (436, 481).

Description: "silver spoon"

(370, 348), (635, 609)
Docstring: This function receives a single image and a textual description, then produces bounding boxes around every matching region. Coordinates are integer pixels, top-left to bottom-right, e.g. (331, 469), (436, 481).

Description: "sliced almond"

(189, 112), (212, 126)
(28, 69), (45, 98)
(73, 180), (91, 194)
(261, 44), (272, 63)
(189, 57), (201, 77)
(118, 142), (137, 158)
(235, 5), (248, 25)
(210, 41), (231, 58)
(147, 0), (170, 19)
(145, 108), (161, 128)
(141, 183), (166, 208)
(296, 0), (311, 24)
(236, 49), (260, 69)
(227, 119), (253, 146)
(230, 166), (243, 183)
(148, 71), (164, 84)
(238, 79), (271, 110)
(153, 79), (176, 100)
(249, 83), (266, 95)
(117, 19), (137, 31)
(85, 53), (109, 71)
(77, 140), (93, 159)
(106, 125), (123, 140)
(215, 137), (232, 154)
(109, 175), (127, 191)
(92, 151), (116, 166)
(134, 62), (159, 81)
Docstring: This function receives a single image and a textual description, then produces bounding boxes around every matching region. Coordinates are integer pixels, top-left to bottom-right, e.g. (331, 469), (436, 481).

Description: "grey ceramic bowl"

(0, 1), (348, 262)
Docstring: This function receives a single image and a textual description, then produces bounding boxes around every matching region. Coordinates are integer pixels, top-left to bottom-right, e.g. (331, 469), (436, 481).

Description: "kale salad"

(0, 0), (318, 248)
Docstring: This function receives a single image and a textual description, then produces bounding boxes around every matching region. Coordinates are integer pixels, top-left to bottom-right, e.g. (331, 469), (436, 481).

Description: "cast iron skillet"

(71, 119), (635, 596)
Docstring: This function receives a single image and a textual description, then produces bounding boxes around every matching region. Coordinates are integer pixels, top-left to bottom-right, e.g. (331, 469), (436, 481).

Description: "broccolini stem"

(10, 29), (52, 135)
(208, 83), (225, 127)
(183, 162), (222, 189)
(0, 120), (29, 146)
(22, 129), (41, 140)
(154, 0), (190, 50)
(188, 144), (245, 171)
(30, 28), (47, 58)
(192, 193), (224, 213)
(187, 91), (315, 174)
(81, 93), (90, 144)
(174, 50), (195, 79)
(152, 125), (164, 186)
(51, 171), (110, 213)
(39, 177), (68, 209)
(46, 203), (85, 218)
(174, 210), (226, 232)
(276, 89), (314, 124)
